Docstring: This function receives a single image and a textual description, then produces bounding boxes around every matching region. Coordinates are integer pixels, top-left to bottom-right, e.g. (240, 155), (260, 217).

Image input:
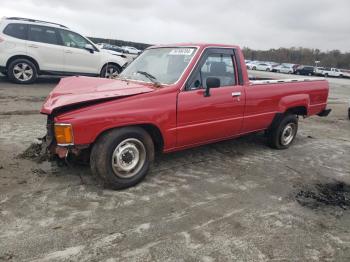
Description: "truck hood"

(41, 76), (154, 114)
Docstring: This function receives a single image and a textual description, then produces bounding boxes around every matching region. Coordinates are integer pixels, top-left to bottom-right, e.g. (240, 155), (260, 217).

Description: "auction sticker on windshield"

(169, 48), (194, 55)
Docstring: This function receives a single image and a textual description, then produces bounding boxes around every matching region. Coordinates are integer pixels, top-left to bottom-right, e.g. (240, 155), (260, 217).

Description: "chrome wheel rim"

(281, 123), (296, 146)
(13, 63), (33, 82)
(111, 138), (146, 178)
(104, 66), (118, 78)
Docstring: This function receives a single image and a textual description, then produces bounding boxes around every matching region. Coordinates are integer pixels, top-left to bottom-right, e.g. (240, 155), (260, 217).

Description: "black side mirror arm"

(204, 86), (210, 97)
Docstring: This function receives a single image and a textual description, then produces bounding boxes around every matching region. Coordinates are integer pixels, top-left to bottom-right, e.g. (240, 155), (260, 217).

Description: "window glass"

(3, 23), (27, 40)
(59, 30), (89, 49)
(28, 25), (59, 45)
(189, 53), (235, 90)
(120, 47), (196, 85)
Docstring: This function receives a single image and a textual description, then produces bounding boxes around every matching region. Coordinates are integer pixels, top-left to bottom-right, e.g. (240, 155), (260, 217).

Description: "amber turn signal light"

(54, 124), (73, 145)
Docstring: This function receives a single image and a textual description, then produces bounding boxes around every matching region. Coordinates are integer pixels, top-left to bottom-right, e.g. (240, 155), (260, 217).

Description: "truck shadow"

(19, 132), (269, 189)
(154, 132), (267, 169)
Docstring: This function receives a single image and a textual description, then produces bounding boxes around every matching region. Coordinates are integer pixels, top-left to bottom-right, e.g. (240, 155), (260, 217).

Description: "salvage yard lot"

(0, 73), (350, 261)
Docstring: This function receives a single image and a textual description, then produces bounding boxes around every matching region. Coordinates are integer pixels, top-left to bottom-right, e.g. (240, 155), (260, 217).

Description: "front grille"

(45, 115), (57, 154)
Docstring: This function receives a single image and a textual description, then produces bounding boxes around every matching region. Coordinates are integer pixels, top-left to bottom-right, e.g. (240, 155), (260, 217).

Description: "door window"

(3, 23), (28, 40)
(188, 53), (236, 90)
(28, 25), (59, 45)
(59, 30), (90, 49)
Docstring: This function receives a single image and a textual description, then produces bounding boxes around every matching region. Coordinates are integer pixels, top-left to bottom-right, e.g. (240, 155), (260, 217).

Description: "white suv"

(0, 17), (127, 84)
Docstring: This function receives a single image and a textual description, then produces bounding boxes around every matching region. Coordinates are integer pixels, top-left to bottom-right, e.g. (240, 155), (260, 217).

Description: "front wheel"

(100, 64), (121, 78)
(267, 114), (298, 149)
(7, 58), (38, 84)
(90, 127), (154, 189)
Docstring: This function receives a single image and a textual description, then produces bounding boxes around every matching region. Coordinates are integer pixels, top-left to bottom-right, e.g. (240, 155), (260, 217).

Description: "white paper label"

(169, 48), (194, 56)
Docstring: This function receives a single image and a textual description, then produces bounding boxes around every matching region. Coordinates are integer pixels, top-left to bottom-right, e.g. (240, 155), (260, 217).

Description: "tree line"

(243, 47), (350, 69)
(88, 36), (350, 70)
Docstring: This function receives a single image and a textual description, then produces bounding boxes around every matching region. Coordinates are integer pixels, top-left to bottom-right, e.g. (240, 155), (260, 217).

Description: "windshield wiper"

(136, 71), (161, 87)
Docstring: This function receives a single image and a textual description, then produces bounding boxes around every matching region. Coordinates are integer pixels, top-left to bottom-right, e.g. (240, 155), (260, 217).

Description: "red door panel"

(177, 85), (245, 147)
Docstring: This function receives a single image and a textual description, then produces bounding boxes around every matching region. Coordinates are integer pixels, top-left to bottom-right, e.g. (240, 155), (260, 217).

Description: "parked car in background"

(319, 68), (344, 78)
(97, 43), (127, 54)
(96, 43), (137, 63)
(274, 64), (294, 74)
(253, 63), (273, 71)
(121, 46), (142, 54)
(0, 17), (127, 84)
(294, 65), (314, 76)
(246, 61), (259, 70)
(341, 69), (350, 78)
(314, 67), (325, 76)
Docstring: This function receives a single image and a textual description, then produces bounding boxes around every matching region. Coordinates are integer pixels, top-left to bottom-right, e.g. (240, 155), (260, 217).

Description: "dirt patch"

(17, 141), (48, 163)
(296, 182), (350, 210)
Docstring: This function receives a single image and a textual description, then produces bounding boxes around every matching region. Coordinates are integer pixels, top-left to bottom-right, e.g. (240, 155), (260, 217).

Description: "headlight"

(54, 123), (74, 145)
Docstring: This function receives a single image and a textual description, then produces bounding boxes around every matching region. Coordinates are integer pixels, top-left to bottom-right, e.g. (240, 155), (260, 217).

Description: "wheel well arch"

(285, 106), (307, 116)
(6, 55), (40, 72)
(93, 123), (164, 153)
(100, 62), (122, 74)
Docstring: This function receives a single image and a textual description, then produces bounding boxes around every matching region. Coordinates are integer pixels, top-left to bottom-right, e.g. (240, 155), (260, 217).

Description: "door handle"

(232, 92), (241, 97)
(65, 50), (73, 54)
(28, 44), (39, 48)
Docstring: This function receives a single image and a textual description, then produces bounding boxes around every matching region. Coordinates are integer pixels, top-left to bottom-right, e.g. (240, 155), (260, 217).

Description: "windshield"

(120, 47), (197, 85)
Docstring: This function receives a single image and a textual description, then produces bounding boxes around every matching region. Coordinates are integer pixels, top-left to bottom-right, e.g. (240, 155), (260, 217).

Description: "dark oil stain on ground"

(296, 182), (350, 210)
(17, 142), (47, 163)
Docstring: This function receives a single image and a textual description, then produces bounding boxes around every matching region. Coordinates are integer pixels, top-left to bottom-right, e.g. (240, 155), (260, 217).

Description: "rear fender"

(278, 94), (310, 115)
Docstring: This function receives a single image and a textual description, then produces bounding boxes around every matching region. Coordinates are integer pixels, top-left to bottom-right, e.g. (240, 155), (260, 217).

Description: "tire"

(7, 58), (37, 84)
(266, 68), (271, 72)
(252, 66), (256, 70)
(296, 71), (300, 75)
(90, 127), (154, 190)
(324, 73), (328, 77)
(100, 64), (121, 78)
(267, 114), (298, 149)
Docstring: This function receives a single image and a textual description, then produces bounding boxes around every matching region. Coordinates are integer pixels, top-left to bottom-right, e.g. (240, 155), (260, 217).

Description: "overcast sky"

(1, 0), (349, 52)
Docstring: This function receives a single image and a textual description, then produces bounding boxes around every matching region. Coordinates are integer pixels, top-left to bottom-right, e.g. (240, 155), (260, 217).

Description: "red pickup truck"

(41, 43), (330, 189)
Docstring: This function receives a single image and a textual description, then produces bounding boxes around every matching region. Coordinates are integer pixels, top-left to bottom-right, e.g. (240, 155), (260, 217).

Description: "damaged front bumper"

(44, 116), (90, 162)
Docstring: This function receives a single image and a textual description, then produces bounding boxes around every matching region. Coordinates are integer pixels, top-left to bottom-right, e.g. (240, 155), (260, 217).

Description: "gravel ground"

(0, 72), (349, 261)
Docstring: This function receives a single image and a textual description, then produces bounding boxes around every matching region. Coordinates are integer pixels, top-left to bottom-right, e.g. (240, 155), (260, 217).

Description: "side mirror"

(204, 77), (220, 97)
(84, 44), (94, 53)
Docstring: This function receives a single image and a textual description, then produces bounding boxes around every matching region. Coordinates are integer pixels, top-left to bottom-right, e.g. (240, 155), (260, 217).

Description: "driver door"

(176, 48), (245, 147)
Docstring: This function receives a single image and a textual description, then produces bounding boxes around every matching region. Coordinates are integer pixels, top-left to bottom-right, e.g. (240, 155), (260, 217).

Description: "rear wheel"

(267, 114), (298, 149)
(100, 64), (121, 78)
(90, 127), (154, 190)
(7, 58), (37, 84)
